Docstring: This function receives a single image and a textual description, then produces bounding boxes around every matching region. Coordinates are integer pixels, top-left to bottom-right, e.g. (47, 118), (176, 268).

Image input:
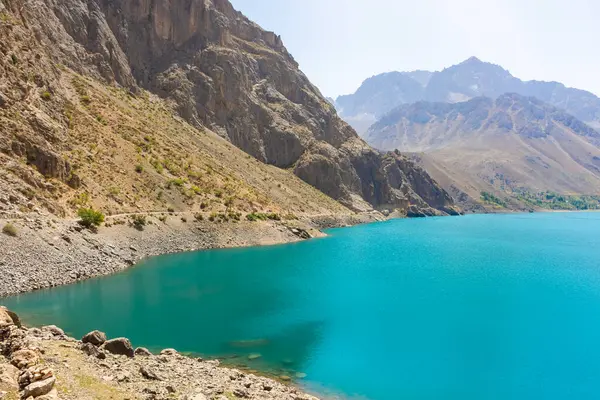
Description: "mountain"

(0, 0), (455, 218)
(337, 57), (600, 133)
(366, 94), (600, 208)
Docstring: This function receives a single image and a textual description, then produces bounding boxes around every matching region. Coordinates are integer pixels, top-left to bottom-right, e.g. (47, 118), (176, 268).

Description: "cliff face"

(1, 0), (454, 214)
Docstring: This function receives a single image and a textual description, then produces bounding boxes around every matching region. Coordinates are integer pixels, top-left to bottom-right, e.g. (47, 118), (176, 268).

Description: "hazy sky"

(230, 0), (600, 99)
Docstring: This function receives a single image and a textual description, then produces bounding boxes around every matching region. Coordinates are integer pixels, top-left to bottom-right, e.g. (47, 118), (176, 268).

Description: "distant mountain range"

(365, 93), (600, 209)
(334, 58), (600, 210)
(336, 57), (600, 134)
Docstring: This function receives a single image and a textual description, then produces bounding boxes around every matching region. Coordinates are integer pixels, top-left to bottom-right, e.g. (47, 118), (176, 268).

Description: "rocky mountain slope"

(337, 57), (600, 134)
(366, 94), (600, 208)
(0, 0), (455, 219)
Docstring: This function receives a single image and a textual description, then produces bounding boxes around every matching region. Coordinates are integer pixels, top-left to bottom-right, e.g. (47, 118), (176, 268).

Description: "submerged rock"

(102, 338), (134, 358)
(247, 353), (261, 361)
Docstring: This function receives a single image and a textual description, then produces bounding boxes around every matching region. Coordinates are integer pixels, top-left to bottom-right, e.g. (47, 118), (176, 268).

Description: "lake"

(4, 212), (600, 399)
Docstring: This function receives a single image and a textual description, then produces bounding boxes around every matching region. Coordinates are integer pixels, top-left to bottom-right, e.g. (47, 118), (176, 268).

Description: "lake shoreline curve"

(0, 211), (386, 298)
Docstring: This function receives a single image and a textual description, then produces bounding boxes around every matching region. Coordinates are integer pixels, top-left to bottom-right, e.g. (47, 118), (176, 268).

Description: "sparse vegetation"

(130, 215), (147, 230)
(135, 164), (144, 173)
(480, 192), (507, 208)
(515, 190), (600, 211)
(2, 223), (18, 237)
(246, 212), (281, 222)
(41, 91), (51, 100)
(77, 208), (105, 228)
(194, 213), (204, 221)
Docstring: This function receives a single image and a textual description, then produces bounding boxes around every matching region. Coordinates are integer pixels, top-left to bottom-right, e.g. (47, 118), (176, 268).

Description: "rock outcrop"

(0, 0), (454, 214)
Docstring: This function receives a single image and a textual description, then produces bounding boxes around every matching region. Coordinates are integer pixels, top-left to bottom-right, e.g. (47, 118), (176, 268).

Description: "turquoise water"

(4, 213), (600, 399)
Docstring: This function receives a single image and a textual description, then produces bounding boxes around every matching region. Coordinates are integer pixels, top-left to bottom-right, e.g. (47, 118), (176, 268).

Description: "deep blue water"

(4, 212), (600, 399)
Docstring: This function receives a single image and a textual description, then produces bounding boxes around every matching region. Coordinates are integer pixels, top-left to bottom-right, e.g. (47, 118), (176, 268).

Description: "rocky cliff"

(0, 0), (454, 215)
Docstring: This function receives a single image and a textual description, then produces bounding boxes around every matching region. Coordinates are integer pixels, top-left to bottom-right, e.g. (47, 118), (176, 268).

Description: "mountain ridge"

(0, 0), (456, 219)
(365, 92), (600, 208)
(336, 57), (600, 134)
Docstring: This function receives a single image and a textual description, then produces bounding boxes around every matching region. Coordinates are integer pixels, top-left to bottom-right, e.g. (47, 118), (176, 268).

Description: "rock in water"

(102, 338), (134, 358)
(247, 353), (261, 360)
(22, 376), (56, 398)
(82, 330), (107, 346)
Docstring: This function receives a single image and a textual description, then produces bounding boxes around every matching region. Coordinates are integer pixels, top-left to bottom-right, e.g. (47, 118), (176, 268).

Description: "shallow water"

(4, 213), (600, 399)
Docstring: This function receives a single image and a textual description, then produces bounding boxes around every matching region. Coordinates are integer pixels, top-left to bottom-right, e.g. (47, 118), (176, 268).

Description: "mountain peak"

(462, 56), (483, 64)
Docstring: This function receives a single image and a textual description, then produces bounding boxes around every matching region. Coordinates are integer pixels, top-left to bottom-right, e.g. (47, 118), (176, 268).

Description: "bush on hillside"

(77, 208), (105, 228)
(2, 223), (18, 237)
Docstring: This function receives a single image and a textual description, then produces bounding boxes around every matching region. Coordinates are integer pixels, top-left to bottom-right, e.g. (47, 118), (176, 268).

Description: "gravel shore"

(0, 212), (383, 298)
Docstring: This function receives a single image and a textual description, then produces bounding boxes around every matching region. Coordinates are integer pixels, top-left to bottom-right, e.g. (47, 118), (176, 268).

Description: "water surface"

(4, 213), (600, 399)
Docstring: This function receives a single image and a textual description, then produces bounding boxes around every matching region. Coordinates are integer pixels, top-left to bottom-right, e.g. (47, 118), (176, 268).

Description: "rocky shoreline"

(0, 307), (322, 400)
(0, 211), (384, 298)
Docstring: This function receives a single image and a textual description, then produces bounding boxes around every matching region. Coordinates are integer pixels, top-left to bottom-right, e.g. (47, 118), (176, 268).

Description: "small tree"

(78, 208), (105, 228)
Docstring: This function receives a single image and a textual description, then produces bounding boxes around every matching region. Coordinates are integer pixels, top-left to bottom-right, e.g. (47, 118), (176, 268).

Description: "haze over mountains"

(336, 57), (600, 134)
(336, 57), (600, 209)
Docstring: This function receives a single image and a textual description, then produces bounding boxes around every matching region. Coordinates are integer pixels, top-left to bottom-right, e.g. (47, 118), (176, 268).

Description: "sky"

(229, 0), (600, 99)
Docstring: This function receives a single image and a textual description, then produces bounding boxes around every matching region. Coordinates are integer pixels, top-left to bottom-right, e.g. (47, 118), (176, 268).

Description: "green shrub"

(10, 54), (18, 65)
(194, 213), (204, 221)
(135, 164), (144, 173)
(2, 223), (18, 237)
(41, 91), (51, 101)
(77, 208), (105, 228)
(246, 212), (281, 222)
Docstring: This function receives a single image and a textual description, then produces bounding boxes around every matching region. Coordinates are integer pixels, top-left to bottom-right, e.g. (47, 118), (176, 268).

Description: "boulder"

(35, 388), (59, 400)
(139, 365), (161, 381)
(0, 363), (19, 391)
(10, 349), (38, 369)
(159, 348), (177, 356)
(41, 326), (64, 337)
(81, 330), (107, 346)
(0, 308), (15, 328)
(22, 376), (55, 398)
(134, 347), (152, 356)
(102, 338), (134, 357)
(81, 343), (106, 359)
